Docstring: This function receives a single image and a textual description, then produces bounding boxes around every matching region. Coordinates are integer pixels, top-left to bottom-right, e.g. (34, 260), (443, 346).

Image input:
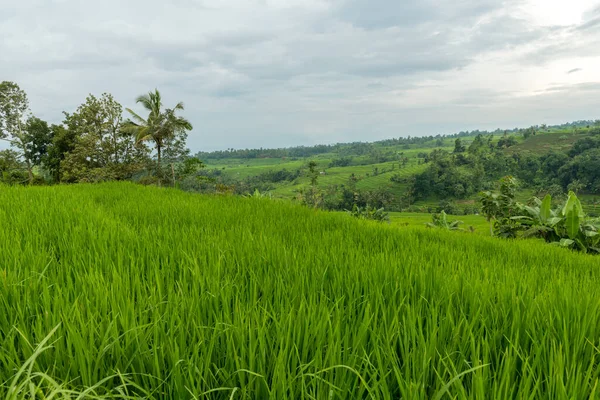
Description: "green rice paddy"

(1, 183), (599, 399)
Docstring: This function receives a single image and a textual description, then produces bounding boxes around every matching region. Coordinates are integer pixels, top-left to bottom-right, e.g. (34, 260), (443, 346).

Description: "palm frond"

(135, 94), (154, 113)
(125, 108), (147, 126)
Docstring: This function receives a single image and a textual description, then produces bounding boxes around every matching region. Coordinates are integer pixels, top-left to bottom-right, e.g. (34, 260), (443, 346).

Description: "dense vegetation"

(193, 124), (600, 218)
(2, 183), (600, 399)
(0, 82), (201, 186)
(2, 80), (600, 218)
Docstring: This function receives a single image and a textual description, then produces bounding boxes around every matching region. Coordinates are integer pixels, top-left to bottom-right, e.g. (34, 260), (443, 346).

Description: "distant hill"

(190, 121), (600, 215)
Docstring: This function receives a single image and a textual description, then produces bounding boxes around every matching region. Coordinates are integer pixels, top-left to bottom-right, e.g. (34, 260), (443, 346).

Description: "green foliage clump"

(346, 204), (390, 222)
(481, 177), (600, 253)
(518, 192), (600, 253)
(426, 211), (464, 230)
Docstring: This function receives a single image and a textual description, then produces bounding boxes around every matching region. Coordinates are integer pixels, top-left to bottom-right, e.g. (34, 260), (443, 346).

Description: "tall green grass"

(1, 183), (600, 399)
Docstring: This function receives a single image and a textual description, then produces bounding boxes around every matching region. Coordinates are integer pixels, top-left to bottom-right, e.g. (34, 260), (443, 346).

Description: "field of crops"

(2, 183), (600, 399)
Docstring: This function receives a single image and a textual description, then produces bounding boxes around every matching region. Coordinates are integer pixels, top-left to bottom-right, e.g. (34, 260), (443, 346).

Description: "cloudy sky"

(1, 0), (600, 151)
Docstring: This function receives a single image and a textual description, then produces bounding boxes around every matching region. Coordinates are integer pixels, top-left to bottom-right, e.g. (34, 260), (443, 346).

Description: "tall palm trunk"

(25, 159), (33, 185)
(156, 142), (162, 173)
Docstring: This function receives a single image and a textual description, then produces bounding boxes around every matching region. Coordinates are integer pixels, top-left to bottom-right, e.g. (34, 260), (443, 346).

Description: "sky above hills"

(1, 0), (600, 151)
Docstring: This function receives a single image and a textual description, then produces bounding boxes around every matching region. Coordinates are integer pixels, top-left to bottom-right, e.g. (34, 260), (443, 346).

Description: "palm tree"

(123, 89), (192, 173)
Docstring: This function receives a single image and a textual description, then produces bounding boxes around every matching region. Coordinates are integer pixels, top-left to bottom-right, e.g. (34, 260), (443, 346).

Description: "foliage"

(0, 149), (28, 184)
(299, 185), (323, 209)
(123, 89), (193, 178)
(44, 124), (78, 182)
(306, 160), (319, 186)
(517, 192), (600, 253)
(329, 157), (353, 167)
(453, 138), (466, 153)
(425, 211), (464, 230)
(481, 177), (600, 253)
(479, 176), (520, 237)
(23, 116), (53, 167)
(60, 94), (149, 183)
(244, 189), (273, 199)
(0, 81), (35, 183)
(346, 203), (390, 222)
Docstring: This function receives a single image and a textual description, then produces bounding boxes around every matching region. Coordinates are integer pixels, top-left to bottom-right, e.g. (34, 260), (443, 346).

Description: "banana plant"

(346, 204), (390, 223)
(516, 192), (599, 253)
(426, 211), (464, 231)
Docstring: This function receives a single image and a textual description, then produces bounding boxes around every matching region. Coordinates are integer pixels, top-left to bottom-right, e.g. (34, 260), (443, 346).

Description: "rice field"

(1, 183), (600, 399)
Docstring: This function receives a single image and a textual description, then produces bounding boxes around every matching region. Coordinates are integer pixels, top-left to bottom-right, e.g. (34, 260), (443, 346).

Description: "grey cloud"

(577, 6), (600, 31)
(538, 82), (600, 94)
(336, 0), (501, 30)
(1, 0), (599, 152)
(577, 16), (600, 31)
(568, 68), (582, 74)
(522, 8), (600, 66)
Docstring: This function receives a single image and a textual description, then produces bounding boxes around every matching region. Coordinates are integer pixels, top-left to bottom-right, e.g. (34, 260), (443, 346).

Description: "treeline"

(409, 130), (600, 203)
(0, 82), (200, 186)
(196, 120), (600, 161)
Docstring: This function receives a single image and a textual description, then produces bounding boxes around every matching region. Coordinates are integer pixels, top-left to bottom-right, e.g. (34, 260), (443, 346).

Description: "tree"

(522, 126), (537, 139)
(44, 124), (77, 182)
(123, 89), (193, 178)
(0, 149), (27, 184)
(307, 160), (319, 186)
(0, 81), (35, 184)
(567, 179), (585, 194)
(60, 93), (147, 182)
(23, 117), (52, 169)
(453, 138), (466, 153)
(468, 134), (485, 155)
(479, 176), (519, 236)
(173, 157), (204, 187)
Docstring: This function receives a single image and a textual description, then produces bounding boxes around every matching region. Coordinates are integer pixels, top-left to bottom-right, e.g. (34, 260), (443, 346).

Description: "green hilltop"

(194, 121), (600, 216)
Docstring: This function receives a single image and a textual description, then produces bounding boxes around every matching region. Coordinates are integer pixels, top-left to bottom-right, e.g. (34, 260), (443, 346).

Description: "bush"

(346, 204), (390, 223)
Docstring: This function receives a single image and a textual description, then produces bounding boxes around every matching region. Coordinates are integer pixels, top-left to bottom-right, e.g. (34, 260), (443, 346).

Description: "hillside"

(195, 124), (600, 215)
(1, 183), (600, 398)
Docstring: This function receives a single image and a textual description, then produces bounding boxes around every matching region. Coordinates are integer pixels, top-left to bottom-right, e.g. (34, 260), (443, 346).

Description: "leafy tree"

(569, 137), (600, 157)
(307, 160), (319, 186)
(173, 156), (204, 187)
(23, 117), (52, 168)
(497, 134), (517, 149)
(300, 186), (323, 209)
(0, 81), (35, 183)
(123, 89), (193, 178)
(329, 157), (353, 167)
(479, 176), (519, 237)
(44, 124), (77, 182)
(61, 93), (147, 183)
(468, 134), (486, 155)
(0, 149), (27, 184)
(567, 179), (585, 194)
(453, 138), (466, 153)
(522, 126), (537, 139)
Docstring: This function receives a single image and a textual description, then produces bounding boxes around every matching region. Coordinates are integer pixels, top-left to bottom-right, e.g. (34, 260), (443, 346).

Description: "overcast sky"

(1, 0), (600, 151)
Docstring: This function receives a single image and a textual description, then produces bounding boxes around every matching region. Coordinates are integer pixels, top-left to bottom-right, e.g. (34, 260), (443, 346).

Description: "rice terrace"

(3, 1), (600, 398)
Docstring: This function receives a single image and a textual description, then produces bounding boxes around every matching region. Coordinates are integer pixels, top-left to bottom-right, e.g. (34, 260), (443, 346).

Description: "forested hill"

(191, 122), (600, 215)
(196, 120), (598, 160)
